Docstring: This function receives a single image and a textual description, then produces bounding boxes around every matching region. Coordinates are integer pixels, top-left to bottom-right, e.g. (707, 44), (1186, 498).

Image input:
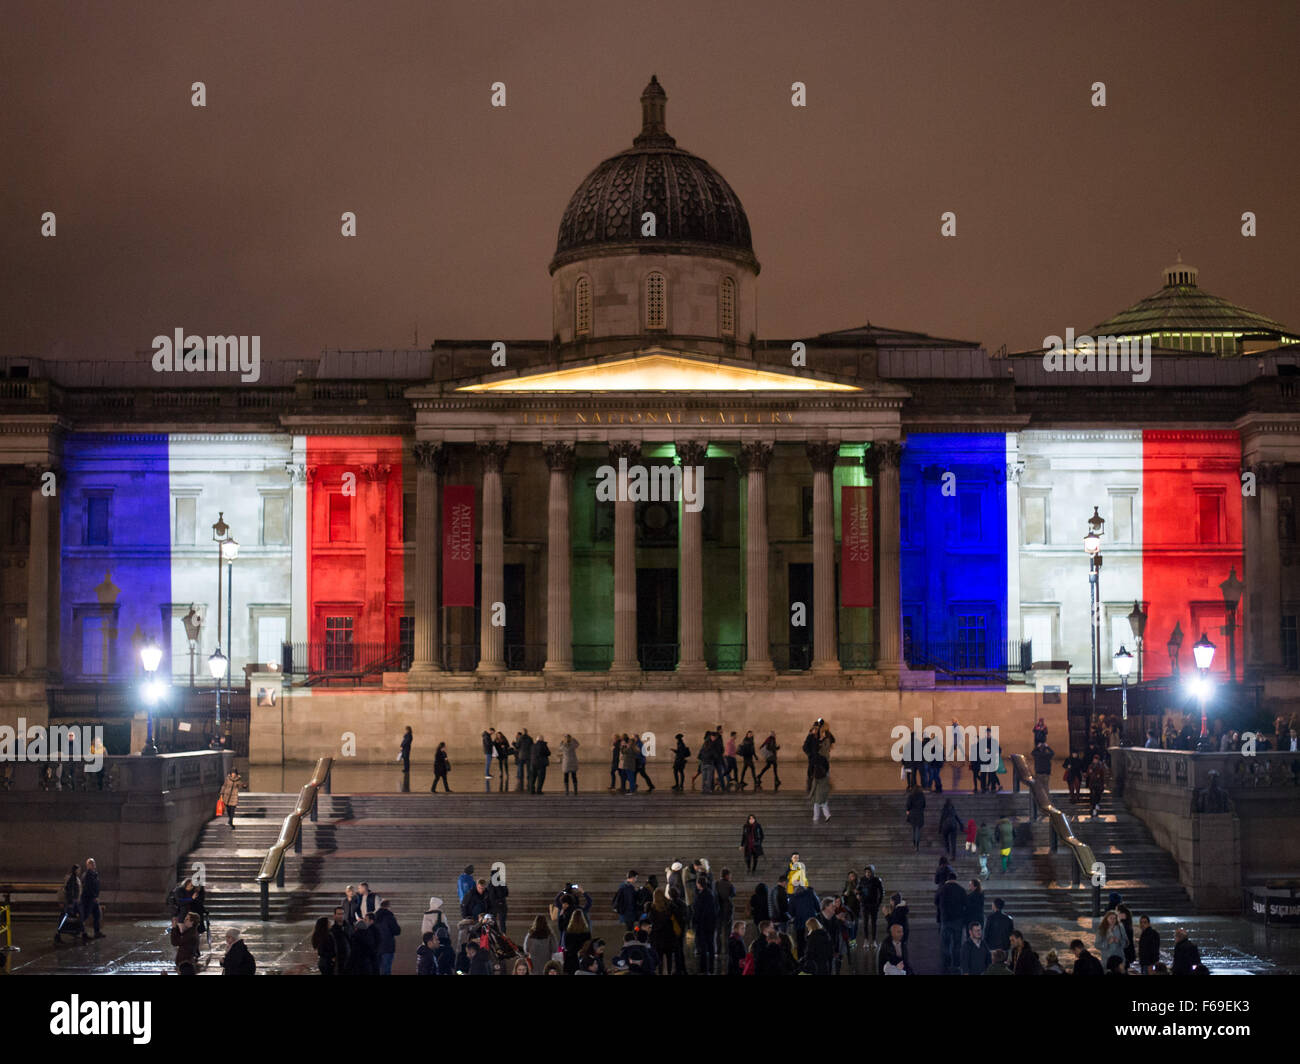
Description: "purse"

(215, 798), (225, 816)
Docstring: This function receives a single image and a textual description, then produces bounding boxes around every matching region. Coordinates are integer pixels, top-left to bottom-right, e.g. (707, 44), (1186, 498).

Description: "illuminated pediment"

(456, 352), (859, 393)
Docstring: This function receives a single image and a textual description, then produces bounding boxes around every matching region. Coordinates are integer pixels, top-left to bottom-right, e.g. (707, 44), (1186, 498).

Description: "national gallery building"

(3, 79), (1300, 762)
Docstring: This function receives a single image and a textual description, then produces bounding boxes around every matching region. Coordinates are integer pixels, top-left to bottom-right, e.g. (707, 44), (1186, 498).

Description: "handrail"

(256, 756), (332, 920)
(1010, 752), (1103, 917)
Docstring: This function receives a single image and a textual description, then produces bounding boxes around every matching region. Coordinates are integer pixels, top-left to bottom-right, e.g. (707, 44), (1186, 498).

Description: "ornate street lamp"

(211, 513), (237, 740)
(182, 605), (202, 689)
(1113, 645), (1133, 741)
(140, 638), (163, 756)
(1192, 632), (1216, 741)
(1127, 600), (1148, 684)
(1167, 621), (1184, 678)
(1083, 506), (1105, 719)
(1219, 567), (1244, 685)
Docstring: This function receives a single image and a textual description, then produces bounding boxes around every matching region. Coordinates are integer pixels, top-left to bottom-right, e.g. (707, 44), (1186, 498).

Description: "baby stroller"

(55, 904), (84, 944)
(468, 914), (525, 972)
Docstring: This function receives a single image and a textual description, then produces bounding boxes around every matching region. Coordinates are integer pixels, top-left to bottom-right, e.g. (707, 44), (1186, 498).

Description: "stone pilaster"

(23, 464), (59, 677)
(806, 442), (841, 673)
(543, 442), (576, 673)
(409, 442), (445, 676)
(476, 441), (510, 674)
(609, 441), (641, 673)
(1246, 461), (1284, 673)
(739, 441), (774, 675)
(286, 446), (309, 649)
(867, 441), (904, 676)
(676, 441), (709, 674)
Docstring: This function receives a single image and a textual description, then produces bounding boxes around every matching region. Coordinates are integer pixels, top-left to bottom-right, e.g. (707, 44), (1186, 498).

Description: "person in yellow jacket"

(786, 853), (809, 893)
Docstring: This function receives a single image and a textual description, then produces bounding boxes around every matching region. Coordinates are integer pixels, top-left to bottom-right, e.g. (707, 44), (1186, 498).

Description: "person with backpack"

(810, 751), (832, 822)
(939, 799), (962, 858)
(740, 813), (765, 873)
(671, 733), (690, 791)
(755, 732), (781, 791)
(613, 870), (640, 934)
(738, 730), (758, 790)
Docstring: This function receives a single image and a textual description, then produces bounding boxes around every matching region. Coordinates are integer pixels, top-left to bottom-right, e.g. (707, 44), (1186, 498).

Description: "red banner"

(442, 485), (476, 607)
(841, 485), (873, 607)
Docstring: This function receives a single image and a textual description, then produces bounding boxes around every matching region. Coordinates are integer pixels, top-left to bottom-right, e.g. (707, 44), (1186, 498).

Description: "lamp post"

(1127, 600), (1148, 685)
(1113, 644), (1133, 744)
(182, 605), (202, 689)
(212, 513), (230, 731)
(1083, 506), (1105, 720)
(1192, 632), (1216, 741)
(1219, 567), (1244, 686)
(207, 647), (226, 748)
(1167, 620), (1184, 679)
(221, 537), (239, 747)
(140, 638), (163, 756)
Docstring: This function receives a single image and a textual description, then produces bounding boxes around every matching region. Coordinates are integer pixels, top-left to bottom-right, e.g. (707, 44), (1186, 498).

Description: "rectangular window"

(1110, 493), (1133, 543)
(174, 496), (196, 545)
(257, 615), (287, 667)
(1196, 491), (1223, 544)
(402, 492), (416, 544)
(960, 492), (982, 543)
(329, 493), (351, 542)
(398, 615), (414, 664)
(81, 615), (107, 675)
(1022, 494), (1047, 546)
(325, 616), (354, 671)
(86, 496), (109, 546)
(1022, 612), (1053, 663)
(1283, 616), (1299, 672)
(956, 614), (987, 670)
(262, 493), (288, 545)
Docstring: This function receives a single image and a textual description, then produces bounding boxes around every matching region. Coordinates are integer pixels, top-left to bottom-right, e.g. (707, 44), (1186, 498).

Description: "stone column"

(543, 442), (576, 673)
(740, 441), (774, 675)
(676, 441), (709, 674)
(806, 442), (841, 673)
(409, 442), (445, 676)
(23, 463), (58, 677)
(287, 443), (309, 651)
(1247, 461), (1284, 672)
(868, 441), (905, 676)
(609, 441), (641, 673)
(476, 442), (509, 674)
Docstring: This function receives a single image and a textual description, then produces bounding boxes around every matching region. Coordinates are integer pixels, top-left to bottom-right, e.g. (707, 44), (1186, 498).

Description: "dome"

(551, 77), (758, 273)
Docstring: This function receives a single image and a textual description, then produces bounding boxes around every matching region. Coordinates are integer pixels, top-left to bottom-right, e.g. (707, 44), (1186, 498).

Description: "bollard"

(260, 880), (269, 921)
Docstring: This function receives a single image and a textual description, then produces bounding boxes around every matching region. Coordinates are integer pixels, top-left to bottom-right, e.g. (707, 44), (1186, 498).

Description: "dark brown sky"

(4, 0), (1297, 362)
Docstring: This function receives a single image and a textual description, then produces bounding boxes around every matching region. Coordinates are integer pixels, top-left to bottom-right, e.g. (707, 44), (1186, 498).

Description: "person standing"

(802, 723), (820, 794)
(738, 730), (758, 790)
(810, 751), (832, 823)
(879, 921), (912, 974)
(723, 732), (739, 790)
(671, 733), (690, 791)
(1137, 915), (1160, 974)
(1032, 740), (1055, 796)
(431, 741), (451, 792)
(1087, 755), (1107, 817)
(560, 734), (580, 795)
(984, 897), (1013, 953)
(221, 928), (256, 975)
(935, 871), (968, 975)
(1069, 939), (1104, 975)
(313, 916), (337, 975)
(399, 726), (413, 776)
(755, 732), (781, 791)
(964, 879), (985, 934)
(1172, 927), (1202, 974)
(609, 733), (623, 791)
(80, 857), (103, 941)
(960, 922), (991, 975)
(531, 734), (550, 794)
(524, 915), (556, 975)
(1032, 717), (1048, 748)
(515, 730), (533, 793)
(740, 814), (764, 874)
(170, 912), (201, 973)
(1095, 910), (1129, 971)
(481, 728), (495, 789)
(1063, 750), (1084, 801)
(716, 868), (736, 958)
(328, 906), (352, 974)
(493, 730), (511, 792)
(905, 784), (926, 852)
(619, 736), (638, 794)
(692, 876), (718, 975)
(858, 866), (884, 942)
(219, 770), (242, 829)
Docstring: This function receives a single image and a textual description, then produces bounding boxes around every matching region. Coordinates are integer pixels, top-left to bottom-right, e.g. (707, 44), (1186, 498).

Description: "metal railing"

(705, 643), (746, 671)
(1010, 752), (1102, 916)
(281, 642), (410, 680)
(573, 644), (612, 671)
(256, 757), (332, 920)
(905, 638), (1031, 680)
(769, 643), (813, 671)
(639, 643), (679, 671)
(441, 644), (480, 671)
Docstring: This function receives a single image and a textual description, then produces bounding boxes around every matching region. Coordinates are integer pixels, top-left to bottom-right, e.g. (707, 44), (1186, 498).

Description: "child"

(965, 817), (978, 853)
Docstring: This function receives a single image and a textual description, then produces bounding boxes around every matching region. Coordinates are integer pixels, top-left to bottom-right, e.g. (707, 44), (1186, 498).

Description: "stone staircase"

(179, 786), (1192, 928)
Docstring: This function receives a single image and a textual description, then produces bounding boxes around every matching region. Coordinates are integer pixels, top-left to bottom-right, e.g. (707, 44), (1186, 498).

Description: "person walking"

(524, 914), (557, 975)
(431, 741), (451, 792)
(79, 857), (103, 941)
(530, 734), (551, 793)
(560, 734), (580, 795)
(935, 871), (968, 975)
(939, 799), (962, 858)
(741, 814), (764, 874)
(984, 897), (1013, 953)
(488, 876), (510, 935)
(975, 820), (994, 878)
(608, 733), (622, 791)
(1031, 740), (1055, 797)
(219, 770), (242, 829)
(755, 732), (780, 791)
(858, 866), (884, 942)
(221, 928), (256, 975)
(995, 814), (1015, 872)
(810, 752), (832, 823)
(671, 733), (690, 791)
(634, 733), (655, 792)
(802, 723), (820, 794)
(619, 735), (638, 794)
(399, 726), (413, 776)
(515, 730), (533, 793)
(313, 916), (337, 976)
(905, 783), (926, 852)
(738, 730), (758, 790)
(613, 871), (640, 935)
(1063, 751), (1084, 801)
(1087, 755), (1107, 817)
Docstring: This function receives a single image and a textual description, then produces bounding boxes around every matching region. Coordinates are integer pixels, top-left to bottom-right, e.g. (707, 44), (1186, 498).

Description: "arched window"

(719, 277), (736, 337)
(575, 275), (592, 337)
(645, 272), (666, 330)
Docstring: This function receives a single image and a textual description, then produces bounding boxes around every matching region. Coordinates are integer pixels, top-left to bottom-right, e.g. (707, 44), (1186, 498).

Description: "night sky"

(3, 0), (1297, 363)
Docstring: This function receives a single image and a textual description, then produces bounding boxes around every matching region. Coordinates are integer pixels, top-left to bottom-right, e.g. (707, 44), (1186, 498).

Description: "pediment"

(455, 350), (860, 393)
